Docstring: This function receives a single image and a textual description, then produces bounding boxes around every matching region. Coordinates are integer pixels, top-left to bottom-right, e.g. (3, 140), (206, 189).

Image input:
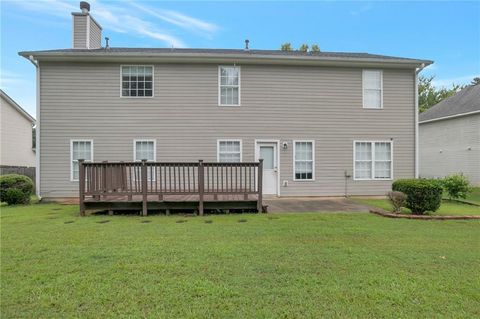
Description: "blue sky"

(1, 0), (479, 117)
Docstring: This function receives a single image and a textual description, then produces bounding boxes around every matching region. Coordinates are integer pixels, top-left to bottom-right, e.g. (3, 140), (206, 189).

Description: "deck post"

(257, 159), (263, 213)
(79, 159), (85, 216)
(198, 160), (204, 216)
(102, 160), (108, 199)
(141, 159), (148, 216)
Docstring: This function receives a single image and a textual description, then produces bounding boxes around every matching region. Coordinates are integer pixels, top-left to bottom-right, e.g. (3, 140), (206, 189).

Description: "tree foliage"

(280, 43), (321, 53)
(299, 44), (309, 52)
(418, 75), (464, 113)
(310, 44), (320, 53)
(471, 77), (480, 85)
(280, 43), (292, 51)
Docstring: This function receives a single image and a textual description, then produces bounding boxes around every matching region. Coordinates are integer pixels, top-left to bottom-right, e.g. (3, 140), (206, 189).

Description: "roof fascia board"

(419, 110), (480, 124)
(18, 53), (430, 68)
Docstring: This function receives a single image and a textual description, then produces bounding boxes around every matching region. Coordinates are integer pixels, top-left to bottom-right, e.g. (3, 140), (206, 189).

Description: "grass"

(1, 203), (480, 318)
(354, 197), (480, 216)
(465, 186), (480, 205)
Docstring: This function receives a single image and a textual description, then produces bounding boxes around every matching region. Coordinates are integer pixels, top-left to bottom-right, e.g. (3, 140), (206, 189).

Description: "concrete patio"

(264, 197), (372, 213)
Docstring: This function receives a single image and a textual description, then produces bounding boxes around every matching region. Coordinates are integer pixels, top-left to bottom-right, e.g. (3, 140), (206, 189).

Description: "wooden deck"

(79, 160), (263, 216)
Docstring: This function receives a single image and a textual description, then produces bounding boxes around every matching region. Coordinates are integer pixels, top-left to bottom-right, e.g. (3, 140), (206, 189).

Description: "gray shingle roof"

(19, 47), (432, 66)
(419, 84), (480, 123)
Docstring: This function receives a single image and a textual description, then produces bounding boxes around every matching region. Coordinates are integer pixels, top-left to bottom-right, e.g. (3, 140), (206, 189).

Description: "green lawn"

(1, 203), (479, 318)
(354, 197), (480, 216)
(465, 187), (480, 205)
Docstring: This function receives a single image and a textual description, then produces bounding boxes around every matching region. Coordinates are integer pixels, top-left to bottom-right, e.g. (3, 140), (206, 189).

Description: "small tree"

(298, 44), (309, 52)
(310, 44), (320, 53)
(280, 43), (292, 51)
(442, 174), (472, 200)
(387, 191), (407, 213)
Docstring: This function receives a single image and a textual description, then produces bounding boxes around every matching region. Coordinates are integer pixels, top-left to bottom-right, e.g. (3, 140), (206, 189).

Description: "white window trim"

(120, 65), (155, 98)
(353, 140), (393, 181)
(218, 65), (241, 106)
(133, 139), (157, 162)
(362, 69), (383, 109)
(293, 140), (315, 181)
(70, 139), (94, 182)
(217, 139), (243, 162)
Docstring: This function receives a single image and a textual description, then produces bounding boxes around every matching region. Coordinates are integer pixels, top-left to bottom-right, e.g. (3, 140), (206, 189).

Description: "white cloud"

(129, 2), (219, 36)
(8, 0), (208, 47)
(350, 3), (373, 16)
(0, 70), (29, 89)
(432, 75), (478, 88)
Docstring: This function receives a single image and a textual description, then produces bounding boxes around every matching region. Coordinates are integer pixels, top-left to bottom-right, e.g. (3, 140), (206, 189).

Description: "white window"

(363, 70), (383, 109)
(354, 141), (392, 180)
(219, 66), (240, 106)
(71, 140), (93, 181)
(134, 140), (156, 162)
(121, 65), (153, 97)
(217, 140), (242, 162)
(294, 141), (314, 181)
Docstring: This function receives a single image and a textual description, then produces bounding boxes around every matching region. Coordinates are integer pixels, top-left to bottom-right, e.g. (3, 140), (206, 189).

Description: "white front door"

(256, 142), (278, 195)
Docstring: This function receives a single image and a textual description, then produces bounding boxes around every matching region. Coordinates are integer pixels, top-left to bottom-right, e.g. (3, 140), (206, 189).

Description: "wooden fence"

(79, 159), (263, 216)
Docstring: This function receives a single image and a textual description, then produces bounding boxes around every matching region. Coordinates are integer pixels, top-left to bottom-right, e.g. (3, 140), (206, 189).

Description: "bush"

(3, 188), (29, 205)
(0, 174), (34, 205)
(442, 174), (472, 200)
(387, 191), (407, 213)
(392, 179), (443, 214)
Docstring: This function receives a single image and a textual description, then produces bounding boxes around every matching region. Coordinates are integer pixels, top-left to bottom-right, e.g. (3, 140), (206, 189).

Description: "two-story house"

(20, 2), (432, 201)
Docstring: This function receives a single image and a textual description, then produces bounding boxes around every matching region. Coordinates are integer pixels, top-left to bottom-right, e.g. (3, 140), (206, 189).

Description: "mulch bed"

(369, 208), (480, 220)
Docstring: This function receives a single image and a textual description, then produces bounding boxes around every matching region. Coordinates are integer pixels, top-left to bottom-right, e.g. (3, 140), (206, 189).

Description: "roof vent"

(80, 1), (90, 13)
(245, 39), (250, 50)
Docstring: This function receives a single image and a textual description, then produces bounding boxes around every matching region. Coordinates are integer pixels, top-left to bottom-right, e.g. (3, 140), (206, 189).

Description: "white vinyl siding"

(294, 141), (314, 180)
(121, 66), (153, 97)
(134, 140), (156, 161)
(354, 141), (392, 180)
(217, 140), (242, 162)
(71, 140), (92, 181)
(363, 70), (383, 109)
(219, 66), (240, 106)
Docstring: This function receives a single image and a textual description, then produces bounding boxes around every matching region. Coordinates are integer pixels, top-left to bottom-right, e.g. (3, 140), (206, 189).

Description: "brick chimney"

(72, 1), (102, 49)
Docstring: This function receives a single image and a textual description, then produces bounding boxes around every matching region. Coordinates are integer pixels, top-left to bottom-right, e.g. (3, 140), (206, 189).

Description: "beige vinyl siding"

(420, 114), (480, 185)
(72, 15), (87, 49)
(88, 18), (102, 49)
(0, 95), (35, 167)
(39, 62), (415, 197)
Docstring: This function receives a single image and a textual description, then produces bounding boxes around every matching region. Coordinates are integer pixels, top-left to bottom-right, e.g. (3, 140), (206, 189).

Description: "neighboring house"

(0, 89), (36, 169)
(419, 85), (480, 185)
(20, 2), (432, 200)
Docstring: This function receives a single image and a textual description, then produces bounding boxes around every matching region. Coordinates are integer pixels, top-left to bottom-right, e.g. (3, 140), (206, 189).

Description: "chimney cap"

(245, 39), (250, 50)
(80, 1), (90, 13)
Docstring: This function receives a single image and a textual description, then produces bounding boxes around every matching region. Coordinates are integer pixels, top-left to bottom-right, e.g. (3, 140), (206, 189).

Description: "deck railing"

(79, 159), (263, 216)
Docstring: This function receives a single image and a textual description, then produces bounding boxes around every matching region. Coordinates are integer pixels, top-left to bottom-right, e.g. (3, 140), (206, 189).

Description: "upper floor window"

(121, 66), (153, 97)
(363, 70), (383, 109)
(217, 140), (242, 162)
(354, 141), (392, 180)
(294, 141), (315, 180)
(71, 140), (93, 181)
(219, 66), (240, 106)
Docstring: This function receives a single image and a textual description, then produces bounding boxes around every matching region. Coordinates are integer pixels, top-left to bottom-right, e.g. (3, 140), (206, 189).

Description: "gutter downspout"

(28, 55), (41, 199)
(415, 63), (426, 178)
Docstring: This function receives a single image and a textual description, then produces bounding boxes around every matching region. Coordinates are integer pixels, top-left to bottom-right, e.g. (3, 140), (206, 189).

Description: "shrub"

(442, 174), (472, 200)
(387, 191), (407, 213)
(392, 179), (443, 214)
(0, 174), (34, 205)
(3, 188), (29, 205)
